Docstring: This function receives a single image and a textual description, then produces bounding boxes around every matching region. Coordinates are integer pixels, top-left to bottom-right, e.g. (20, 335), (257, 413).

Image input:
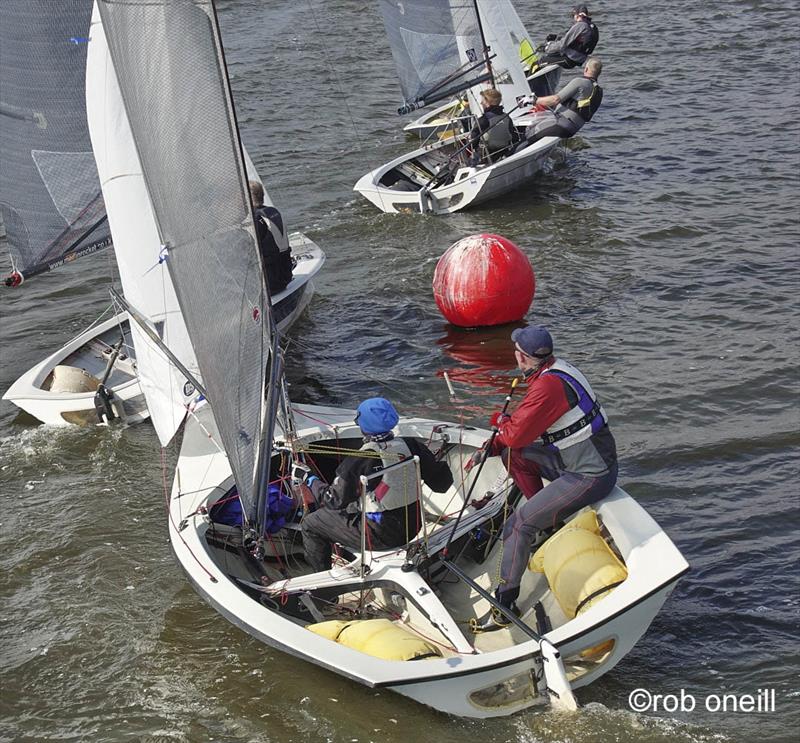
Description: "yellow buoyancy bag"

(306, 618), (441, 661)
(529, 510), (628, 619)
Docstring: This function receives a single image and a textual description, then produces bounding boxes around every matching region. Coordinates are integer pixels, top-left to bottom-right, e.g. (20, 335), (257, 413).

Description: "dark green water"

(1, 1), (798, 741)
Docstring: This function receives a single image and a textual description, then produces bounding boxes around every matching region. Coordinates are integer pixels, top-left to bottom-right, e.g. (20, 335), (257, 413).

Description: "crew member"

(300, 397), (453, 572)
(468, 88), (519, 166)
(249, 180), (293, 295)
(537, 5), (599, 69)
(467, 324), (618, 631)
(522, 56), (603, 146)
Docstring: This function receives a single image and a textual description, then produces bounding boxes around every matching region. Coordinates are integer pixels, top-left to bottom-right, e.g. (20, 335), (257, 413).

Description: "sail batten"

(0, 0), (112, 281)
(96, 0), (273, 520)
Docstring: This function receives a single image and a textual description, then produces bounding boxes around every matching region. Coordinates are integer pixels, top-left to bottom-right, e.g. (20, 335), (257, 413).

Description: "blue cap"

(355, 397), (400, 435)
(511, 325), (554, 358)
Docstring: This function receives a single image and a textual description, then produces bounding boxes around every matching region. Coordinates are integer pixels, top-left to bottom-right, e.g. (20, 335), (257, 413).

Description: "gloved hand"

(293, 475), (323, 511)
(465, 445), (489, 472)
(545, 33), (558, 42)
(489, 411), (511, 428)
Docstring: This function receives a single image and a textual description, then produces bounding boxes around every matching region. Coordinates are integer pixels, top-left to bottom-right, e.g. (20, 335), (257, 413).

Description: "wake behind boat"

(93, 0), (687, 719)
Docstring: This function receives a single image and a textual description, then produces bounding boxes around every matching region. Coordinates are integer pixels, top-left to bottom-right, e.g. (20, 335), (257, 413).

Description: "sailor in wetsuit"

(537, 5), (599, 69)
(521, 57), (603, 147)
(249, 180), (293, 295)
(467, 88), (519, 166)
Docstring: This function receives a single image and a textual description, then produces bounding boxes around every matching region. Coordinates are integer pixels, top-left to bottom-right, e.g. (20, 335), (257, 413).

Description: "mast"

(207, 0), (281, 539)
(473, 0), (495, 88)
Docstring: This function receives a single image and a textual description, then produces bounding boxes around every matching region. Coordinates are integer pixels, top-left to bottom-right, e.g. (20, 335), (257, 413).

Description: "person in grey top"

(537, 5), (599, 69)
(521, 57), (603, 147)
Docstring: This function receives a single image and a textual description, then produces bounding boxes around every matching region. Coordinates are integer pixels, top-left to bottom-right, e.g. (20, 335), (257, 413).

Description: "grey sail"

(378, 0), (490, 112)
(0, 0), (111, 283)
(96, 0), (275, 524)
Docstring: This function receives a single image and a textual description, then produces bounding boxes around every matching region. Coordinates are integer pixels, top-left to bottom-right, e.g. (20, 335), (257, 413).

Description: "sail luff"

(475, 0), (534, 110)
(96, 0), (273, 521)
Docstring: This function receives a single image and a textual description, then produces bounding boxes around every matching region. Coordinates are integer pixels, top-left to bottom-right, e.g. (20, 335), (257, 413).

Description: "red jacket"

(489, 358), (571, 454)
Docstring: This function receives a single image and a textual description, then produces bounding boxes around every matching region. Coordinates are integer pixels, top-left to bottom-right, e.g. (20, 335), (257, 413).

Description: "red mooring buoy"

(432, 234), (535, 327)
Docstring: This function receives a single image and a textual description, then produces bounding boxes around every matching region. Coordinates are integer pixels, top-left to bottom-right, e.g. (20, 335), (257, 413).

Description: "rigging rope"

(304, 0), (364, 146)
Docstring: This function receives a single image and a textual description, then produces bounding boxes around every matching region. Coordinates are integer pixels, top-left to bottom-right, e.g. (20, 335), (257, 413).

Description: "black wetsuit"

(254, 204), (293, 295)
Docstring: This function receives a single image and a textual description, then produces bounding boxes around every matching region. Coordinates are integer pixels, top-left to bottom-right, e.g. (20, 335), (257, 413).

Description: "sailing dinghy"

(353, 0), (561, 214)
(402, 0), (562, 140)
(2, 236), (323, 427)
(96, 0), (688, 718)
(0, 1), (323, 427)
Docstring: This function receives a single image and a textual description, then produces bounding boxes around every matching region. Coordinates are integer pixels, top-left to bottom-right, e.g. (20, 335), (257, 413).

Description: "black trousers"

(526, 123), (574, 146)
(301, 503), (419, 572)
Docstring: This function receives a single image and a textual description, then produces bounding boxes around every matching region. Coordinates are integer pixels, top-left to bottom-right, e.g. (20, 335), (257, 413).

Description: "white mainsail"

(86, 5), (200, 446)
(474, 0), (533, 111)
(94, 0), (276, 527)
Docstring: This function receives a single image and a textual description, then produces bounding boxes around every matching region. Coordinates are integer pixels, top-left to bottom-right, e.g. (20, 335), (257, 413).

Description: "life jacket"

(537, 360), (608, 450)
(359, 437), (418, 513)
(570, 19), (599, 56)
(572, 80), (603, 122)
(482, 109), (514, 153)
(583, 22), (600, 55)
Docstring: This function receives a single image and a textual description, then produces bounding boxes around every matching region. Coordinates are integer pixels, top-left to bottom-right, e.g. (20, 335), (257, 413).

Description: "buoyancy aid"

(482, 109), (514, 153)
(568, 19), (599, 57)
(359, 437), (419, 513)
(578, 22), (599, 55)
(571, 80), (603, 122)
(538, 360), (608, 450)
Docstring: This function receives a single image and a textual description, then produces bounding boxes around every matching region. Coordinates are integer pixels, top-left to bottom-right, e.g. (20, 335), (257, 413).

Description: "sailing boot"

(470, 586), (520, 634)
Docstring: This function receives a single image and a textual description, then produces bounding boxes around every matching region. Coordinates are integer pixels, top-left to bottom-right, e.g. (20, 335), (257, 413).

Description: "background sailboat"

(402, 0), (562, 139)
(96, 0), (687, 719)
(353, 0), (561, 214)
(0, 0), (324, 427)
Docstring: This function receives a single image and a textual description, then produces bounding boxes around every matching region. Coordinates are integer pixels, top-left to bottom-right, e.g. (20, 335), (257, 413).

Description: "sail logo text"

(628, 687), (776, 713)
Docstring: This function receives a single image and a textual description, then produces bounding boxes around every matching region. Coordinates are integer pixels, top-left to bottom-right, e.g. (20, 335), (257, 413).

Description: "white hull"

(354, 135), (560, 214)
(169, 403), (688, 718)
(403, 64), (563, 140)
(3, 234), (324, 425)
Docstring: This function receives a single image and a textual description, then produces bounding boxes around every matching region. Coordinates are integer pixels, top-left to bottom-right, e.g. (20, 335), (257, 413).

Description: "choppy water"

(1, 1), (798, 741)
